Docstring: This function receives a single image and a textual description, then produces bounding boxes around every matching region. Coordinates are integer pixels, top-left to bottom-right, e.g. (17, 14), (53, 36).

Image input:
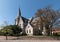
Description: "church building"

(15, 8), (46, 36)
(15, 8), (34, 36)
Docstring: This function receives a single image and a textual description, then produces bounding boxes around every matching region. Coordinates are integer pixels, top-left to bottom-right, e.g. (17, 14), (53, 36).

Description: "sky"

(0, 0), (60, 25)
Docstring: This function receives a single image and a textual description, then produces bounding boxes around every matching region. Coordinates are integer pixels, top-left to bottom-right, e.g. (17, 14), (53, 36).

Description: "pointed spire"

(17, 7), (21, 18)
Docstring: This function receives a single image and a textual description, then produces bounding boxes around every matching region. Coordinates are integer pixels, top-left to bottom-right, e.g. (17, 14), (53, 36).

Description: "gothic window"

(20, 24), (21, 26)
(29, 29), (31, 33)
(28, 26), (30, 28)
(27, 30), (28, 33)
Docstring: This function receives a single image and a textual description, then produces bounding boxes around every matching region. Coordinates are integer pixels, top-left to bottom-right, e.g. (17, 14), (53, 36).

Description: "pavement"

(0, 36), (60, 42)
(0, 40), (60, 42)
(0, 36), (17, 40)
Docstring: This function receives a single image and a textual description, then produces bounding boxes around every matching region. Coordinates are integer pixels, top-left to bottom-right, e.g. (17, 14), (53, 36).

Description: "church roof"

(20, 16), (29, 28)
(21, 16), (29, 23)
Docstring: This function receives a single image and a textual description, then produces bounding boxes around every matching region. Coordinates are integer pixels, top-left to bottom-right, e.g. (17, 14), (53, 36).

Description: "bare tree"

(35, 6), (60, 35)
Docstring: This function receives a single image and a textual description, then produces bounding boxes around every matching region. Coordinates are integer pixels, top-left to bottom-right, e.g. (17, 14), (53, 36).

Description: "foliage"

(0, 25), (22, 36)
(54, 32), (60, 36)
(57, 32), (60, 36)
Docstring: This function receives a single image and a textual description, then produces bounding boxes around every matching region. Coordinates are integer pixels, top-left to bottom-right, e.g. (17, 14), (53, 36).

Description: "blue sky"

(0, 0), (60, 25)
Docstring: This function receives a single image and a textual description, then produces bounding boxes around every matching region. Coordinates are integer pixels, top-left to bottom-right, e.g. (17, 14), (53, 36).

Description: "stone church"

(15, 8), (46, 36)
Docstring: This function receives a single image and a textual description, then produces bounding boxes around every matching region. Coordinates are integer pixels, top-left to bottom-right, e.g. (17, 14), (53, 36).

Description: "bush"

(57, 32), (60, 36)
(53, 32), (60, 37)
(0, 25), (22, 36)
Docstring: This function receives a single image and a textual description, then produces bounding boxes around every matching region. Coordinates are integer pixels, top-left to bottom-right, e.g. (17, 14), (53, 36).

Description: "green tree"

(11, 25), (22, 36)
(0, 25), (22, 36)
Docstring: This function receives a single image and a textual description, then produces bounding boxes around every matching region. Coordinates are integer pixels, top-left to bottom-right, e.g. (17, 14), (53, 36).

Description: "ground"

(0, 36), (60, 42)
(0, 40), (60, 42)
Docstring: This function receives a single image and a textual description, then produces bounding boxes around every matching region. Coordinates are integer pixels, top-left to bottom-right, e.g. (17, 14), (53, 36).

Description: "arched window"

(28, 26), (30, 28)
(27, 30), (28, 33)
(29, 29), (31, 33)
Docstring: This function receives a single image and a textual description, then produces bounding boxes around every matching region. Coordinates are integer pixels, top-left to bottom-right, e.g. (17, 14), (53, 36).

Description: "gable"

(25, 23), (33, 35)
(26, 23), (33, 30)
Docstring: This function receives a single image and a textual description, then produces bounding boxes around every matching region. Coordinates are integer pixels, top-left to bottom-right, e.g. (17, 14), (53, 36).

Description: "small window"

(29, 29), (31, 33)
(28, 26), (30, 28)
(27, 30), (28, 33)
(20, 24), (21, 26)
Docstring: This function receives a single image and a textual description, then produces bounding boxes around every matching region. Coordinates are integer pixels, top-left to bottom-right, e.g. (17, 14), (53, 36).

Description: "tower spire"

(17, 7), (21, 18)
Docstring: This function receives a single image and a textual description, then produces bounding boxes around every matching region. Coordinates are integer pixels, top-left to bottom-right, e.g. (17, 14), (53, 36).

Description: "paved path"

(0, 36), (17, 40)
(0, 36), (60, 42)
(0, 36), (60, 40)
(0, 40), (60, 42)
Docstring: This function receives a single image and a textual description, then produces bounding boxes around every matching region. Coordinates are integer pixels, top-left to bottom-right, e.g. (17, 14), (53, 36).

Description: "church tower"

(17, 8), (21, 18)
(15, 8), (21, 25)
(15, 7), (24, 29)
(15, 7), (29, 35)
